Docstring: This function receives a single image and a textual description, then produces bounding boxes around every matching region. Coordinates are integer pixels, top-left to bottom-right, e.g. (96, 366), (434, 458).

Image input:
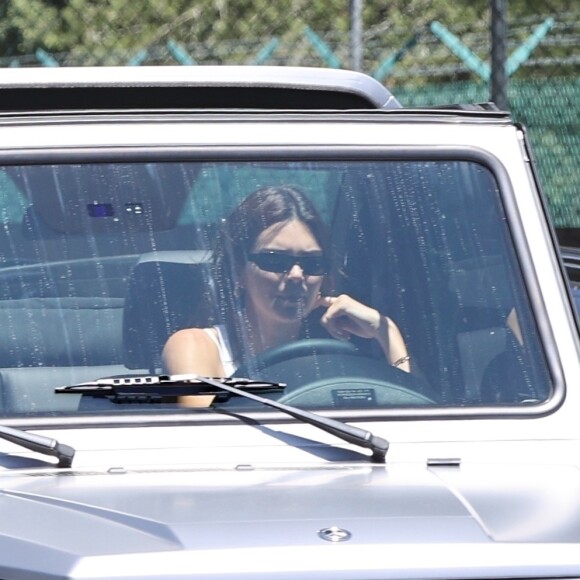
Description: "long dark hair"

(208, 184), (333, 362)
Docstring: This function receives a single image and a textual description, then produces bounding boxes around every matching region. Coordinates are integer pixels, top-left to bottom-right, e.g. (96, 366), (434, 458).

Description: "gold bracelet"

(392, 355), (410, 368)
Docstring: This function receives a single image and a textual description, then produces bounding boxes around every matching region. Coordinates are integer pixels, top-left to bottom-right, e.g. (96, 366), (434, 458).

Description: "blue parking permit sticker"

(87, 203), (114, 218)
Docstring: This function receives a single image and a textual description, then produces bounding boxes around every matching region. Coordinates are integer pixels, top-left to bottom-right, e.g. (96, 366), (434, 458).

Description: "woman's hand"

(316, 294), (410, 372)
(316, 294), (382, 341)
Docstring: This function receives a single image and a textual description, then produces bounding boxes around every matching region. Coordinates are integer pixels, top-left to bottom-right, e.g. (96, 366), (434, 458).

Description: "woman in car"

(162, 184), (410, 377)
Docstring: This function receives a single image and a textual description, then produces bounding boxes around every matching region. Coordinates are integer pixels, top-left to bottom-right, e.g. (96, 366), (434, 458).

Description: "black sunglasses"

(248, 251), (328, 276)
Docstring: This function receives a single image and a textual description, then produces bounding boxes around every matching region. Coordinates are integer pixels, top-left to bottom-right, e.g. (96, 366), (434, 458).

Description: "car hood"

(1, 461), (580, 579)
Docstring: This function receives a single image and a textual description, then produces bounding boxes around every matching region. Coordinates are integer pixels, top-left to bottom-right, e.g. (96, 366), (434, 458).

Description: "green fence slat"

(35, 48), (59, 67)
(373, 34), (419, 82)
(167, 40), (197, 65)
(250, 38), (280, 65)
(506, 17), (555, 76)
(430, 21), (490, 81)
(304, 26), (341, 68)
(128, 49), (148, 66)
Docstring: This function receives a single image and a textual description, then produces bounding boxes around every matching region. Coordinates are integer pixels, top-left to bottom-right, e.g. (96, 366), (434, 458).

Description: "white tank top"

(203, 324), (237, 376)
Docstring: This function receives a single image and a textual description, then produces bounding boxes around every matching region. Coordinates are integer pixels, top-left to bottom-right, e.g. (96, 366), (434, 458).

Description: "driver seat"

(122, 250), (215, 373)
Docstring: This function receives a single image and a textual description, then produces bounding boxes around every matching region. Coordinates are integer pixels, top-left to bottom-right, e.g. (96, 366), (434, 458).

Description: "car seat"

(122, 250), (214, 373)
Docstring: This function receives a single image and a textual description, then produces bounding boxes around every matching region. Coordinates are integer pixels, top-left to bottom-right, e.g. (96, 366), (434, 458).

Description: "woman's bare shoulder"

(166, 327), (214, 346)
(162, 327), (223, 375)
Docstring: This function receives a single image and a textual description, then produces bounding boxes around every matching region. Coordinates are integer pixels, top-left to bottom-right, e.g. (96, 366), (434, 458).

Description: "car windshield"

(0, 158), (552, 418)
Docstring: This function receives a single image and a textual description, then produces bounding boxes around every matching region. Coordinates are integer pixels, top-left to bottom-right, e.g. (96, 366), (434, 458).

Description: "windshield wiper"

(56, 374), (287, 403)
(57, 374), (389, 463)
(0, 425), (75, 468)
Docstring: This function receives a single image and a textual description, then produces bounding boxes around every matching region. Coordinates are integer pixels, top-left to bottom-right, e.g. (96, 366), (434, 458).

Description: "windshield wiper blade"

(0, 425), (74, 468)
(56, 374), (286, 403)
(57, 374), (388, 463)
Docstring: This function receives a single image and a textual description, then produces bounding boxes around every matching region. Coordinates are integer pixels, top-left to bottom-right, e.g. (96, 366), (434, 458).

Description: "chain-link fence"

(0, 0), (577, 228)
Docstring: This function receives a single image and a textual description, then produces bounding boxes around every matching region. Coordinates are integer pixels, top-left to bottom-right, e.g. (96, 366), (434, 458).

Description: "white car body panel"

(0, 68), (577, 578)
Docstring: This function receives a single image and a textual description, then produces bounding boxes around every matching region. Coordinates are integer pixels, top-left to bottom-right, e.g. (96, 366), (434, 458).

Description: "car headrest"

(0, 296), (124, 367)
(122, 250), (214, 371)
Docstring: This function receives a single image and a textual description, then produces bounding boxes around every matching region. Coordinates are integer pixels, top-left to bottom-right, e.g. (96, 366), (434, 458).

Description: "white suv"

(0, 66), (577, 579)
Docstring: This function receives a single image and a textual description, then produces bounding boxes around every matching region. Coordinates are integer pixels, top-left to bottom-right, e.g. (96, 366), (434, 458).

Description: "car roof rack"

(0, 66), (401, 112)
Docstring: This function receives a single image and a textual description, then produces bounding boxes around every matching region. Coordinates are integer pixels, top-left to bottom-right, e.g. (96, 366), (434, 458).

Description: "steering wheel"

(233, 338), (435, 408)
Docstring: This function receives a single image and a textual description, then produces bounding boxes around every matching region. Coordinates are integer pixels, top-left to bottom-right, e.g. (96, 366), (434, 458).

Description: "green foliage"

(0, 0), (573, 62)
(0, 0), (575, 225)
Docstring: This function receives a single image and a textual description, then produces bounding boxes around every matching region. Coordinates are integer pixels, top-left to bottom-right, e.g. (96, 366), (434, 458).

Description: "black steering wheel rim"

(233, 338), (435, 408)
(235, 338), (363, 375)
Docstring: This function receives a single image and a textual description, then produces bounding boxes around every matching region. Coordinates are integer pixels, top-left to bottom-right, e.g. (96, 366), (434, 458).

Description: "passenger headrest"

(0, 297), (124, 367)
(122, 250), (214, 371)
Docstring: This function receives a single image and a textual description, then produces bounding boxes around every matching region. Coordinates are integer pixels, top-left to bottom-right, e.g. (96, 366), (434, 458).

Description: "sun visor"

(8, 163), (196, 235)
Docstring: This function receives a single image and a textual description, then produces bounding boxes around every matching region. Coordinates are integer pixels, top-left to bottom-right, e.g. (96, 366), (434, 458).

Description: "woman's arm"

(316, 294), (411, 372)
(375, 314), (411, 372)
(162, 328), (225, 376)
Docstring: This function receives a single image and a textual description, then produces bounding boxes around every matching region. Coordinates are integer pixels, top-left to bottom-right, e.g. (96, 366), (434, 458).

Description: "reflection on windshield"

(0, 160), (551, 416)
